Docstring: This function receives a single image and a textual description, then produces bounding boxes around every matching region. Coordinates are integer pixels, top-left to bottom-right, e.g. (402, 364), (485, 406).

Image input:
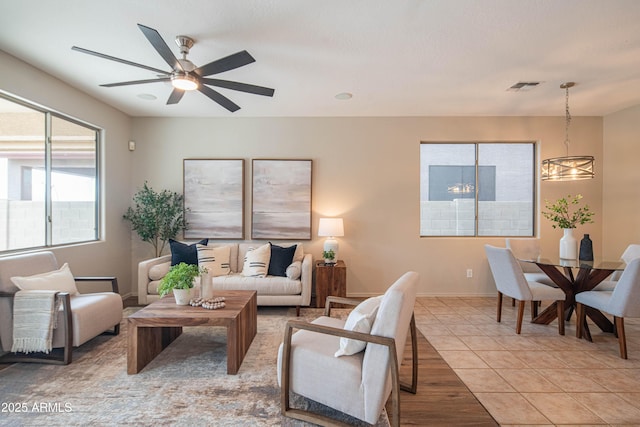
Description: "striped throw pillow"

(241, 243), (271, 278)
(197, 244), (231, 277)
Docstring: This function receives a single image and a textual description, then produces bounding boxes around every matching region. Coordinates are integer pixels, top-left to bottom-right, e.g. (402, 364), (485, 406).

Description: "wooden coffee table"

(127, 290), (257, 375)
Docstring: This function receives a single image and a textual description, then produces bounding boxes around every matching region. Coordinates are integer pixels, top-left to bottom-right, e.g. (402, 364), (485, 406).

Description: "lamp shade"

(318, 218), (344, 237)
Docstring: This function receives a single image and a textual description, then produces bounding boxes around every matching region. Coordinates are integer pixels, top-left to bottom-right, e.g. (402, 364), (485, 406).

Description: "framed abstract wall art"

(183, 158), (244, 239)
(251, 159), (312, 240)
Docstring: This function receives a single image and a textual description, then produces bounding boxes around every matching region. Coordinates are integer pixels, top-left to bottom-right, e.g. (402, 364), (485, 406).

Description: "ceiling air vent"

(507, 81), (542, 92)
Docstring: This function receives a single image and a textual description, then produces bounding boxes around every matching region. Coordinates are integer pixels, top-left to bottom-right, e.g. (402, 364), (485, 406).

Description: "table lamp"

(318, 218), (344, 264)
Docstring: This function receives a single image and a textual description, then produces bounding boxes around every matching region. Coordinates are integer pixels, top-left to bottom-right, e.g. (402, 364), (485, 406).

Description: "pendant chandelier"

(541, 82), (594, 181)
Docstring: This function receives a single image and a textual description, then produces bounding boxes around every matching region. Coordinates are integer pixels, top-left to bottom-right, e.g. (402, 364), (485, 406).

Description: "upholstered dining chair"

(576, 257), (640, 359)
(593, 243), (640, 291)
(505, 238), (557, 287)
(485, 245), (566, 335)
(277, 271), (418, 427)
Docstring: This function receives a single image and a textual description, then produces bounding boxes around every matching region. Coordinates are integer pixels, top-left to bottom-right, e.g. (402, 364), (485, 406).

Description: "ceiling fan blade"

(167, 88), (185, 105)
(195, 50), (255, 77)
(100, 77), (171, 87)
(137, 24), (183, 72)
(72, 46), (170, 75)
(198, 85), (240, 112)
(201, 79), (275, 97)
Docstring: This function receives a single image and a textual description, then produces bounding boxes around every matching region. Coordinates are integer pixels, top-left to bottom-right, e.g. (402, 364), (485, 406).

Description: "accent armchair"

(277, 271), (419, 426)
(0, 251), (122, 364)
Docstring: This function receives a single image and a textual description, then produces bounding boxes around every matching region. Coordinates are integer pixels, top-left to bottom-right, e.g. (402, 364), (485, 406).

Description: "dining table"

(518, 256), (626, 341)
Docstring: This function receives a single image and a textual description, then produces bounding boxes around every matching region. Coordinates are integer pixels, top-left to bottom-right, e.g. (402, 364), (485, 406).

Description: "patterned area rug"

(0, 307), (389, 426)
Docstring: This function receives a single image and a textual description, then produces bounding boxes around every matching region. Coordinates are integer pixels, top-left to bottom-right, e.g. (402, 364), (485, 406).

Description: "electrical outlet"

(466, 269), (473, 278)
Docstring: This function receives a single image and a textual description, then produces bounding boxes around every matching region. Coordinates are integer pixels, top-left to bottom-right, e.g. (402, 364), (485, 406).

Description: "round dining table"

(519, 256), (626, 341)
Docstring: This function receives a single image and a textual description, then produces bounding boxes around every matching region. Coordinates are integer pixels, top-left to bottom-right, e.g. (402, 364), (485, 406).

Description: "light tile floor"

(414, 297), (640, 426)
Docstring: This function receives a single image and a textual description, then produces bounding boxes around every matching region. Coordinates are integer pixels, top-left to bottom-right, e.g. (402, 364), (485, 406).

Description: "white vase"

(201, 272), (214, 299)
(173, 288), (191, 305)
(559, 228), (578, 259)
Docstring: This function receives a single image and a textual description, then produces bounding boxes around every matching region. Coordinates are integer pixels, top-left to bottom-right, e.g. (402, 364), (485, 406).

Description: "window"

(420, 142), (535, 237)
(0, 93), (99, 251)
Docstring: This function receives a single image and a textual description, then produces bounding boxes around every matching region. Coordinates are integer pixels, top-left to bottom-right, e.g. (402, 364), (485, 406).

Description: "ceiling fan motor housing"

(175, 35), (194, 56)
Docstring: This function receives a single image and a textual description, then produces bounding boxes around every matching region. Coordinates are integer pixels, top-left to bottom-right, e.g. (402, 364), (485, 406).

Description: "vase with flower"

(542, 194), (594, 259)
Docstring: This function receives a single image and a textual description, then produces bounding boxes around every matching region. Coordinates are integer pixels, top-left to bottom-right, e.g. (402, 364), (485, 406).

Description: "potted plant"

(123, 181), (187, 257)
(158, 262), (204, 305)
(322, 249), (336, 265)
(542, 194), (594, 259)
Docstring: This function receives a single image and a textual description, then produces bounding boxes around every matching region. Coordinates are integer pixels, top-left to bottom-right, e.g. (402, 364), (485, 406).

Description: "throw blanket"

(12, 290), (61, 354)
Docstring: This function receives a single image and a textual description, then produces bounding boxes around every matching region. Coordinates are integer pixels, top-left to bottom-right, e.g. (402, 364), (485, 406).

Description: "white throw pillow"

(11, 263), (79, 295)
(335, 296), (383, 357)
(197, 244), (231, 277)
(241, 243), (271, 278)
(286, 261), (302, 280)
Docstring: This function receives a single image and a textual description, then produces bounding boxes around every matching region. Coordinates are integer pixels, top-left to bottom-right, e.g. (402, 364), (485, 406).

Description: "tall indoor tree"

(123, 182), (187, 257)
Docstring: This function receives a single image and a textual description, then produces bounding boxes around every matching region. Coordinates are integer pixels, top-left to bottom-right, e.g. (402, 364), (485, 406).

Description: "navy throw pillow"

(169, 238), (208, 266)
(268, 243), (297, 277)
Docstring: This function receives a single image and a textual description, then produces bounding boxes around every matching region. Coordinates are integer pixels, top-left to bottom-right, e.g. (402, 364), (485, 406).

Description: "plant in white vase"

(158, 262), (206, 305)
(322, 249), (336, 265)
(542, 194), (594, 259)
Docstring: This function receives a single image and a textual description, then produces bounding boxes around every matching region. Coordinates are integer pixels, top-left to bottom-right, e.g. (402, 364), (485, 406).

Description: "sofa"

(138, 242), (312, 313)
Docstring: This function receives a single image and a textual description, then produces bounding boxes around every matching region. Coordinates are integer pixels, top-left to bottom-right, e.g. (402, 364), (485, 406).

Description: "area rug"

(0, 307), (389, 426)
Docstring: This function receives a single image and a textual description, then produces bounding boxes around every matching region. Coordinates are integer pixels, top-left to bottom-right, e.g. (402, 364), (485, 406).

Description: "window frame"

(420, 141), (537, 238)
(0, 91), (101, 252)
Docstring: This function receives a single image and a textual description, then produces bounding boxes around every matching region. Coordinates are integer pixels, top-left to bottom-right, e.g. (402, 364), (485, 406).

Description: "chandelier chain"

(564, 84), (571, 156)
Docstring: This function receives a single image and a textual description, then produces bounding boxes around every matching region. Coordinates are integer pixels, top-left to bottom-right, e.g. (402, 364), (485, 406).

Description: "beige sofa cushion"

(213, 274), (302, 295)
(147, 280), (161, 295)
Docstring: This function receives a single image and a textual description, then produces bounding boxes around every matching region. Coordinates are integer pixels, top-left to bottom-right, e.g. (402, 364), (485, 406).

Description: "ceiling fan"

(71, 24), (274, 112)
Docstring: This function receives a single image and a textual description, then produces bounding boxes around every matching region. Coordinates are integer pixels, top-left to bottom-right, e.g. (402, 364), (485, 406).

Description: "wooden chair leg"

(575, 303), (585, 339)
(516, 300), (525, 334)
(530, 300), (539, 320)
(400, 313), (418, 394)
(556, 300), (565, 335)
(615, 316), (628, 359)
(496, 292), (503, 323)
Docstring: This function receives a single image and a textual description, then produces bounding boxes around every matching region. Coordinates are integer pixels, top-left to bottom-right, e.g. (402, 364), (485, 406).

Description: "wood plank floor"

(389, 328), (498, 426)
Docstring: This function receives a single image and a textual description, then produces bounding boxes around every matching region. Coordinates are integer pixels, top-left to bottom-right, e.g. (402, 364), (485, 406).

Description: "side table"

(314, 260), (346, 308)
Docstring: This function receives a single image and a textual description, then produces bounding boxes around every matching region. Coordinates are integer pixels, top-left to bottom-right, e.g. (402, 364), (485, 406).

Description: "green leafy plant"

(158, 262), (205, 297)
(542, 194), (594, 229)
(123, 182), (187, 257)
(322, 249), (335, 260)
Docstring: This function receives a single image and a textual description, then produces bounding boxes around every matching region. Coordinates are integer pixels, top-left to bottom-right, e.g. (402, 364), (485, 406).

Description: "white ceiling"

(1, 0), (640, 118)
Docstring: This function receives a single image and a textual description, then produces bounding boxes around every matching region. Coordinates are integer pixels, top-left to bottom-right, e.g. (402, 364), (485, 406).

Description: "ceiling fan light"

(171, 73), (198, 91)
